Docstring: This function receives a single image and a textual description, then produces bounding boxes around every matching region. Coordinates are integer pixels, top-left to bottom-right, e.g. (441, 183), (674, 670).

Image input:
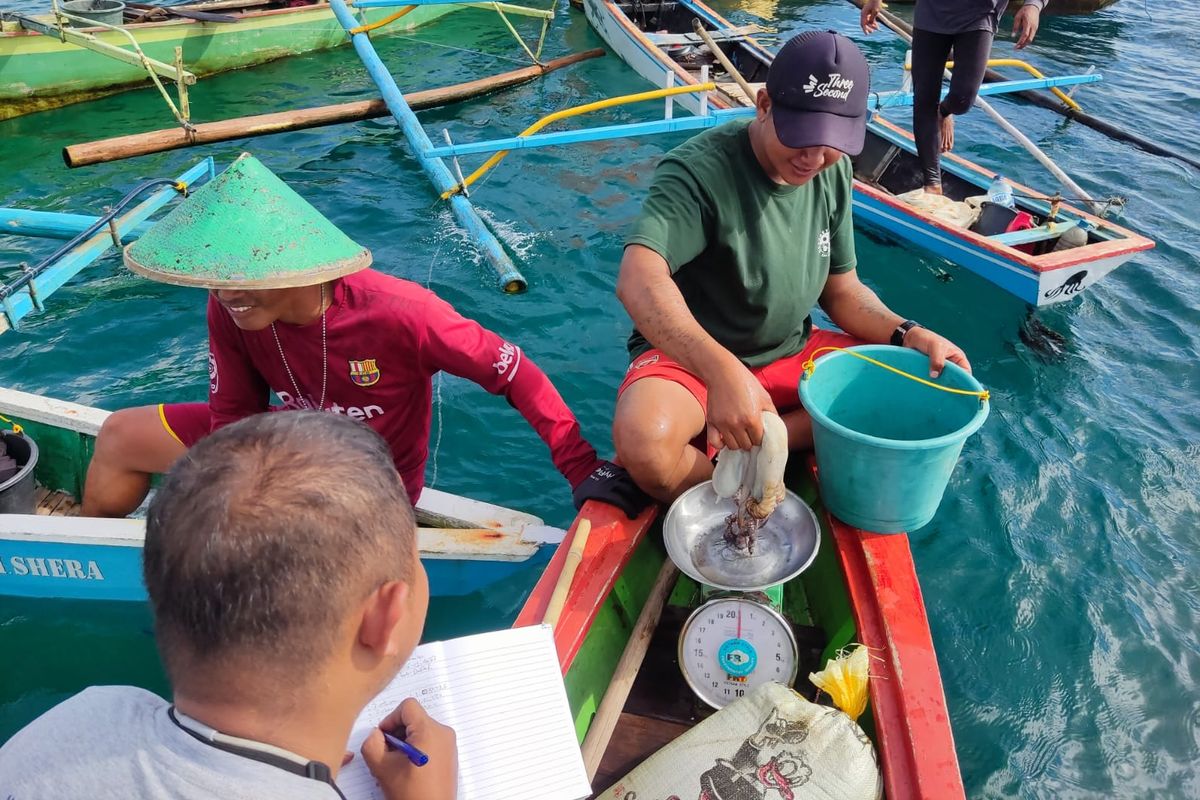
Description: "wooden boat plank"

(416, 486), (545, 531)
(644, 23), (761, 46)
(3, 511), (542, 561)
(37, 489), (78, 517)
(415, 526), (539, 561)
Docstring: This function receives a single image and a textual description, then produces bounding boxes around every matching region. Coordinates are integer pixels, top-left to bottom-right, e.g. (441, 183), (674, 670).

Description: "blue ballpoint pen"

(382, 730), (429, 767)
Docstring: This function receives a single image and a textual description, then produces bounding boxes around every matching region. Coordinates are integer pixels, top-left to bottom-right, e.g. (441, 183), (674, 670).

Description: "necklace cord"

(167, 707), (348, 799)
(271, 283), (329, 412)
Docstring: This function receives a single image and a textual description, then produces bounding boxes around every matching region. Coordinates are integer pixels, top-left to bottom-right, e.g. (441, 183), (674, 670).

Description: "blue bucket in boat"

(798, 345), (989, 533)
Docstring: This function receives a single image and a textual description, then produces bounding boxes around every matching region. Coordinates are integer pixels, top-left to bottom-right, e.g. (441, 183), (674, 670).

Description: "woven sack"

(599, 681), (881, 800)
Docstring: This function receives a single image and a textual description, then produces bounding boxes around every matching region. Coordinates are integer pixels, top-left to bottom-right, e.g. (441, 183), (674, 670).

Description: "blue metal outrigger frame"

(327, 0), (528, 293)
(422, 73), (1102, 161)
(0, 158), (215, 336)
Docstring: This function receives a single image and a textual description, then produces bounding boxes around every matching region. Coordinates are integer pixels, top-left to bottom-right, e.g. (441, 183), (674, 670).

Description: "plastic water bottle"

(987, 176), (1015, 209)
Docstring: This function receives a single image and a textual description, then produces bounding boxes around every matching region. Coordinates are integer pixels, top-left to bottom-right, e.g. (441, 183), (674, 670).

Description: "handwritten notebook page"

(338, 624), (590, 800)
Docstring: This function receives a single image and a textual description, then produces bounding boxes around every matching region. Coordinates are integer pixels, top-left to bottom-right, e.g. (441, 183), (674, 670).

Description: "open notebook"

(337, 624), (590, 800)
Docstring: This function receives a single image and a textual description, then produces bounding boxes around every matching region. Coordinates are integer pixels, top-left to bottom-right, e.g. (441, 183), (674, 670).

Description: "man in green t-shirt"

(611, 30), (970, 503)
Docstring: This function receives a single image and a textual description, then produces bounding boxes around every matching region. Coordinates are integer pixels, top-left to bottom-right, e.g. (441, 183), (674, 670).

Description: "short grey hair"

(144, 411), (414, 679)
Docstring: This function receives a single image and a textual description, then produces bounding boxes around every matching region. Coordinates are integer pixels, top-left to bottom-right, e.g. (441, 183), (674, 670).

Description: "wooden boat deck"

(592, 713), (690, 795)
(34, 486), (79, 517)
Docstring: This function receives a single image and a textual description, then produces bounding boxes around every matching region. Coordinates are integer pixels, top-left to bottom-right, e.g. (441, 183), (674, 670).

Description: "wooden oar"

(125, 2), (238, 23)
(580, 558), (679, 779)
(691, 19), (757, 103)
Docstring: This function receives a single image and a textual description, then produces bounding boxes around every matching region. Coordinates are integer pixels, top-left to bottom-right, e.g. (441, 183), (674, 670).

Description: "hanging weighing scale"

(663, 481), (822, 710)
(678, 592), (800, 709)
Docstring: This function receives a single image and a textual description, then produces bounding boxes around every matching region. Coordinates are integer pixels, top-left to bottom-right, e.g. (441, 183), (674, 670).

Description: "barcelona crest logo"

(348, 359), (381, 387)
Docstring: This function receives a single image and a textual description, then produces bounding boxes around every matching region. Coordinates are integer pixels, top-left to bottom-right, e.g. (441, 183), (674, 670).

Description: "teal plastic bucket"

(799, 345), (989, 533)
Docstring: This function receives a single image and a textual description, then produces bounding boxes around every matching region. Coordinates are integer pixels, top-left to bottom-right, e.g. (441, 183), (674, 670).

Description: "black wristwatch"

(891, 319), (921, 347)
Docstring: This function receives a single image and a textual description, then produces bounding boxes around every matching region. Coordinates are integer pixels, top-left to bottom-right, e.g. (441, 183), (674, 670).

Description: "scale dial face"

(678, 596), (799, 709)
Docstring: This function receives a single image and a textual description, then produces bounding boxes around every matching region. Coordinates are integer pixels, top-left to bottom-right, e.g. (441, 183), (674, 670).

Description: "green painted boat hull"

(559, 470), (861, 744)
(0, 4), (463, 120)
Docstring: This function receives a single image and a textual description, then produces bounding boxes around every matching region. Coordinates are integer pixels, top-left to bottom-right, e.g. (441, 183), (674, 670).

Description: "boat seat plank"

(644, 24), (762, 47)
(591, 712), (691, 796)
(989, 220), (1081, 247)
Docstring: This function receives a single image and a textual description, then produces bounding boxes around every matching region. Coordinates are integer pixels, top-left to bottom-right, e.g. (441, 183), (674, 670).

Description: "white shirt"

(0, 686), (340, 799)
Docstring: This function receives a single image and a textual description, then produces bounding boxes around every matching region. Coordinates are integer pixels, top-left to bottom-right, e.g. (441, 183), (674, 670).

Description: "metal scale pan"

(662, 480), (820, 592)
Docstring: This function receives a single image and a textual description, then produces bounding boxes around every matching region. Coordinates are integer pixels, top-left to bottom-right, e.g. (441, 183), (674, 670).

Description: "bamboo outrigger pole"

(64, 50), (604, 168)
(328, 0), (527, 293)
(847, 0), (1200, 171)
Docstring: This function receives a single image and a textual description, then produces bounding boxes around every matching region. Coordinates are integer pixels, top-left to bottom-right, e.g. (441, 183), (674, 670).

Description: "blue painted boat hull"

(583, 0), (1154, 307)
(0, 536), (548, 603)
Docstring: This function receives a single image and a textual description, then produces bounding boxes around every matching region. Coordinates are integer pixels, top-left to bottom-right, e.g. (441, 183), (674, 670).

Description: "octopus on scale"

(711, 411), (788, 554)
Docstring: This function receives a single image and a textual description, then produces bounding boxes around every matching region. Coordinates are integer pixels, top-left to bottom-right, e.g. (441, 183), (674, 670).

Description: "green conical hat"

(124, 153), (371, 289)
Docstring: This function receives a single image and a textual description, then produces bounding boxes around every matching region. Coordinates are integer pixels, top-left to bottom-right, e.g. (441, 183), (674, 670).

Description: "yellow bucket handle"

(802, 346), (990, 403)
(0, 413), (23, 435)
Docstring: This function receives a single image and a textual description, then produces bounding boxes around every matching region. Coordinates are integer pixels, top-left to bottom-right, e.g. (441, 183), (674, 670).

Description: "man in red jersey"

(83, 154), (646, 519)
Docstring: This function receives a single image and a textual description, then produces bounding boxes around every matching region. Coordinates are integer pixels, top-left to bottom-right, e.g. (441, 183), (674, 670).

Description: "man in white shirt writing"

(0, 412), (455, 800)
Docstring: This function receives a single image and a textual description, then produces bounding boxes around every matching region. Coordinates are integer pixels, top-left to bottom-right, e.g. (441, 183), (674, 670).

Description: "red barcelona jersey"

(206, 270), (597, 503)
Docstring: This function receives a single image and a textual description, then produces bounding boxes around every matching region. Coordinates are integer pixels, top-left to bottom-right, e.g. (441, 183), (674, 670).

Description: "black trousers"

(910, 28), (993, 187)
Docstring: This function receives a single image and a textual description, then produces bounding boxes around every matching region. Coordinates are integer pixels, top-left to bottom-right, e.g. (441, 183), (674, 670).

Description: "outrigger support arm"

(329, 0), (527, 293)
(0, 159), (215, 336)
(14, 12), (194, 85)
(423, 74), (1100, 162)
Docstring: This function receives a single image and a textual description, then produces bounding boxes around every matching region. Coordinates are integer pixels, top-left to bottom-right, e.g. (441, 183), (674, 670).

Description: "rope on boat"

(0, 414), (23, 435)
(425, 238), (445, 488)
(802, 346), (991, 403)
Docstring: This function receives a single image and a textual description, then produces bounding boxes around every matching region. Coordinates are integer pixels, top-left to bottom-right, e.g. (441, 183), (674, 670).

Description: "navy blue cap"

(765, 30), (870, 155)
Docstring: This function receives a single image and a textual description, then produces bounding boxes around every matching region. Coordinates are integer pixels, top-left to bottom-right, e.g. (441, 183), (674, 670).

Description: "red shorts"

(158, 402), (215, 447)
(617, 327), (865, 414)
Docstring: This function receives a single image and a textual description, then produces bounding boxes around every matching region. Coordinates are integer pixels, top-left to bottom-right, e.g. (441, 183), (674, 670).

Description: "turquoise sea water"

(1, 1), (1198, 795)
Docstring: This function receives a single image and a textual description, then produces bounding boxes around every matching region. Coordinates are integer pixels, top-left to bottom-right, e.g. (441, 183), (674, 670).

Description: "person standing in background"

(861, 0), (1046, 194)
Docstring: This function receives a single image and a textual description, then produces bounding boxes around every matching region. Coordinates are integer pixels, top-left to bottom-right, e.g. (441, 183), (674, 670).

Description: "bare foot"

(940, 113), (955, 152)
(923, 184), (944, 195)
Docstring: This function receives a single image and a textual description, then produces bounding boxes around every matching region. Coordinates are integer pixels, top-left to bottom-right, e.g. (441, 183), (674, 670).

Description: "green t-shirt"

(626, 119), (856, 368)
